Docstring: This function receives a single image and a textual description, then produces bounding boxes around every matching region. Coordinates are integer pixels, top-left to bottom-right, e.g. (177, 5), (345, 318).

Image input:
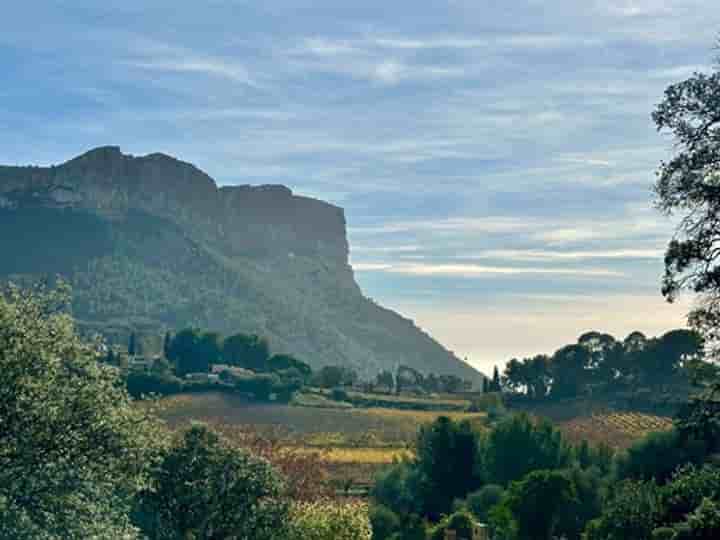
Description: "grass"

(297, 446), (410, 464)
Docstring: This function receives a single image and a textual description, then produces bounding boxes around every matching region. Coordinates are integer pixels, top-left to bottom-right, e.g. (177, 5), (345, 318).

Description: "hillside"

(0, 146), (481, 383)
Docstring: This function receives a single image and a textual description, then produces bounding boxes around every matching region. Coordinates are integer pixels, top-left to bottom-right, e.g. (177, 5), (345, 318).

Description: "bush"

(466, 484), (504, 522)
(286, 500), (372, 540)
(332, 388), (350, 402)
(136, 424), (287, 540)
(369, 504), (401, 540)
(126, 371), (183, 397)
(429, 511), (476, 540)
(616, 429), (709, 484)
(652, 527), (677, 540)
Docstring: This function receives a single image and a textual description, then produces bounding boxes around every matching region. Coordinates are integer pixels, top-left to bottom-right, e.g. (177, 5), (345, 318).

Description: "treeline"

(122, 327), (314, 401)
(369, 365), (473, 395)
(501, 329), (710, 403)
(370, 387), (720, 540)
(119, 328), (476, 401)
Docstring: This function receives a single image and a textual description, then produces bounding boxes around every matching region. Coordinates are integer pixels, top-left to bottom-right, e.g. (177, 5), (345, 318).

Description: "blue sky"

(3, 1), (718, 373)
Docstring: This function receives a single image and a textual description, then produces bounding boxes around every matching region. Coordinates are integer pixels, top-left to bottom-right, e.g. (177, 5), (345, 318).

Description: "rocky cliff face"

(0, 147), (481, 383)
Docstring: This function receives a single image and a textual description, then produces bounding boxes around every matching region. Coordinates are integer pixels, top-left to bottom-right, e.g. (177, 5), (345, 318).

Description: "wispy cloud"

(459, 248), (663, 261)
(353, 262), (624, 278)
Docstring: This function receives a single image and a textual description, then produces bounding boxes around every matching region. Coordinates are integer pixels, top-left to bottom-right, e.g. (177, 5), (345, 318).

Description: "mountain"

(0, 146), (482, 383)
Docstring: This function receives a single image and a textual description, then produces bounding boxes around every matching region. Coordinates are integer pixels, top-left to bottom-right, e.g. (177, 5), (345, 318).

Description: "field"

(559, 411), (674, 449)
(157, 392), (485, 445)
(154, 391), (486, 491)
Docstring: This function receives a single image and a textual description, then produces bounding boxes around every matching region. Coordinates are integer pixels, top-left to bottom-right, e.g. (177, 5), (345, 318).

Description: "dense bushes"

(370, 410), (720, 540)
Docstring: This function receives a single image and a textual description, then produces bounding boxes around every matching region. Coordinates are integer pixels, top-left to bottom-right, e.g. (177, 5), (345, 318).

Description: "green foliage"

(429, 510), (475, 540)
(286, 501), (372, 540)
(487, 503), (518, 540)
(372, 462), (425, 517)
(222, 332), (270, 371)
(652, 527), (677, 540)
(466, 484), (504, 522)
(414, 417), (483, 519)
(503, 469), (577, 540)
(558, 466), (604, 540)
(269, 353), (312, 379)
(332, 387), (350, 402)
(587, 479), (665, 540)
(615, 429), (708, 484)
(136, 424), (288, 540)
(166, 328), (216, 375)
(503, 328), (705, 401)
(652, 67), (720, 349)
(662, 465), (720, 526)
(127, 371), (184, 397)
(376, 370), (395, 390)
(484, 413), (571, 486)
(0, 283), (162, 539)
(682, 497), (720, 539)
(369, 504), (401, 540)
(313, 365), (359, 388)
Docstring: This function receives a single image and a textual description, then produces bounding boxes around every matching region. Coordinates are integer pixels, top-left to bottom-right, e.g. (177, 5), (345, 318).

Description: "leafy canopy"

(0, 282), (162, 539)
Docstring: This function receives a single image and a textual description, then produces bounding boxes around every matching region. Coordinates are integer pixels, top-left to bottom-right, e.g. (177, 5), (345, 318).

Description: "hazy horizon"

(4, 1), (717, 374)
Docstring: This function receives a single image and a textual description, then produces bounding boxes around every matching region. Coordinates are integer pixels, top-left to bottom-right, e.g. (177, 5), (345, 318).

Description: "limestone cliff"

(0, 147), (481, 383)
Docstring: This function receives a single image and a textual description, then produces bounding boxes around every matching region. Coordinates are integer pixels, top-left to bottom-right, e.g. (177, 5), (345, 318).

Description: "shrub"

(652, 527), (677, 540)
(466, 484), (504, 522)
(369, 504), (401, 540)
(429, 511), (476, 540)
(286, 500), (372, 540)
(332, 387), (350, 402)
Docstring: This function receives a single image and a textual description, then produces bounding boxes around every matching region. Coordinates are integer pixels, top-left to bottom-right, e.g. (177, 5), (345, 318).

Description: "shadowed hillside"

(0, 146), (481, 383)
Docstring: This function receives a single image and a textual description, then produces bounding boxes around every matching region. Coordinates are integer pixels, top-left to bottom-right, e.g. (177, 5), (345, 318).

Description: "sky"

(2, 1), (719, 374)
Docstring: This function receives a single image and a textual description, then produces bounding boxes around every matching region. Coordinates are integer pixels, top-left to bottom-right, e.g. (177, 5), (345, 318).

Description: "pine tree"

(482, 377), (490, 393)
(128, 332), (137, 356)
(491, 366), (501, 392)
(163, 331), (172, 359)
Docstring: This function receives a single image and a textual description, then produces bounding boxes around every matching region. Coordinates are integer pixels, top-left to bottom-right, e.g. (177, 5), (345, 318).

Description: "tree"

(129, 331), (138, 355)
(503, 355), (551, 399)
(680, 497), (720, 539)
(466, 484), (505, 522)
(396, 365), (424, 393)
(585, 479), (664, 540)
(222, 332), (270, 371)
(491, 365), (502, 392)
(504, 469), (577, 540)
(615, 429), (708, 484)
(136, 424), (288, 540)
(313, 365), (357, 388)
(163, 331), (172, 359)
(376, 370), (395, 391)
(268, 354), (312, 380)
(166, 328), (216, 375)
(0, 283), (161, 539)
(652, 64), (720, 353)
(196, 331), (222, 366)
(642, 330), (704, 386)
(414, 416), (482, 519)
(550, 344), (593, 398)
(429, 510), (476, 540)
(369, 504), (401, 540)
(484, 413), (571, 487)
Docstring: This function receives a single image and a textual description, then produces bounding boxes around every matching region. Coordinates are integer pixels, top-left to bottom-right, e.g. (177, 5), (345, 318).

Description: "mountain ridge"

(0, 146), (482, 384)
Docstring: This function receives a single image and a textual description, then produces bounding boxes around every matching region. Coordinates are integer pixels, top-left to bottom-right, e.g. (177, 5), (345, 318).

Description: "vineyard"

(560, 411), (674, 449)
